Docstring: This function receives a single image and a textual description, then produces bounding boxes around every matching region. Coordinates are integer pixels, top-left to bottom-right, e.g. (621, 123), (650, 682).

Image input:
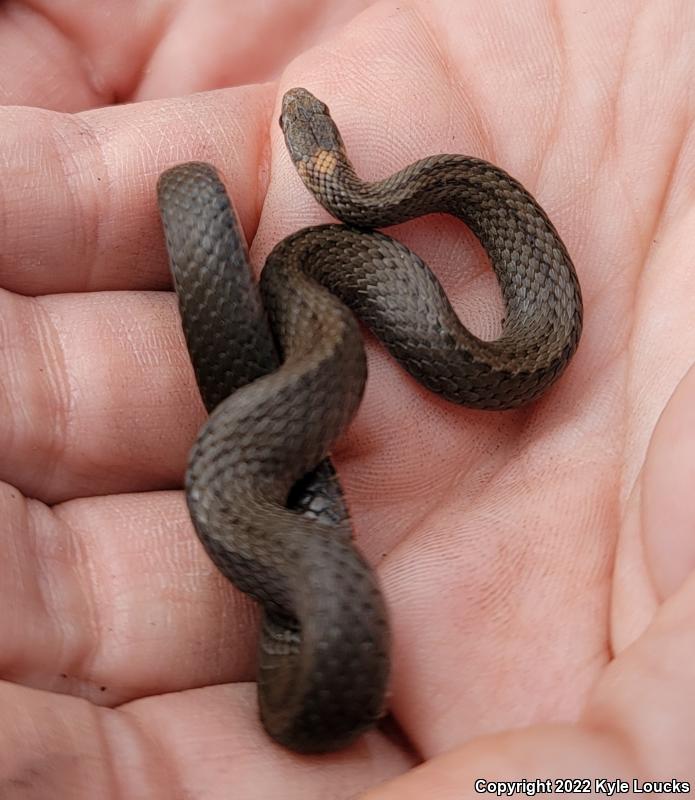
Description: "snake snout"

(282, 87), (329, 119)
(280, 88), (345, 164)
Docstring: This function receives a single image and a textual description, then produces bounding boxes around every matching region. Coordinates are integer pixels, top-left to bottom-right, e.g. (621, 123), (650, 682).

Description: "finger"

(612, 364), (695, 651)
(0, 681), (412, 798)
(138, 0), (380, 101)
(0, 2), (166, 110)
(0, 2), (373, 110)
(0, 289), (198, 503)
(0, 85), (270, 295)
(1, 483), (257, 699)
(642, 364), (695, 598)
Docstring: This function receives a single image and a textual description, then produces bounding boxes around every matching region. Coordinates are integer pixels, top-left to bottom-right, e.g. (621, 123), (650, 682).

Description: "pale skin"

(1, 0), (694, 797)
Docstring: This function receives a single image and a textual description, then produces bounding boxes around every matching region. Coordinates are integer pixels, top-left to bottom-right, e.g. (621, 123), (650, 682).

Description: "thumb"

(642, 364), (695, 600)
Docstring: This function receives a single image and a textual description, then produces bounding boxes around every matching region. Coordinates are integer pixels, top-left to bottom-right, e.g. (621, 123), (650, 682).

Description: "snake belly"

(156, 88), (583, 754)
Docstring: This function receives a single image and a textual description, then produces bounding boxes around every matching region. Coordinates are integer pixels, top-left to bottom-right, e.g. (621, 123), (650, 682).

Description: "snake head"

(280, 88), (346, 166)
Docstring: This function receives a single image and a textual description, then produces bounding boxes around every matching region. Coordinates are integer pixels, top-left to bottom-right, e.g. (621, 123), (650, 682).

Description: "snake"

(156, 87), (583, 754)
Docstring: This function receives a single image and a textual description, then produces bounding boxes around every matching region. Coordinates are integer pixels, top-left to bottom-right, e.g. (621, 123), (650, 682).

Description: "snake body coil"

(156, 88), (582, 753)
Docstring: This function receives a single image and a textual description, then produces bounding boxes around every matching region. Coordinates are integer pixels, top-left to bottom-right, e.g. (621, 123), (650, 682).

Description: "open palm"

(2, 2), (694, 797)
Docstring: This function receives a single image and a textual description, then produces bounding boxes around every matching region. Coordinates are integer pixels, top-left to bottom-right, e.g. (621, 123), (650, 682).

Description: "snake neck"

(301, 151), (524, 229)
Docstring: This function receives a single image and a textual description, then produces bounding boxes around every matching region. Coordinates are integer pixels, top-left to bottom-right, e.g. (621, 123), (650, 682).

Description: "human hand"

(2, 2), (694, 798)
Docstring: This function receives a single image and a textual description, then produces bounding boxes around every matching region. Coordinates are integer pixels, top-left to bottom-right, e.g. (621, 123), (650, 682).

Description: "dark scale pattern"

(157, 163), (350, 526)
(157, 88), (583, 754)
(157, 163), (276, 412)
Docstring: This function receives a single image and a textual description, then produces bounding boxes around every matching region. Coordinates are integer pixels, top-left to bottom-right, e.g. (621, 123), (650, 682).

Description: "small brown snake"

(156, 87), (582, 753)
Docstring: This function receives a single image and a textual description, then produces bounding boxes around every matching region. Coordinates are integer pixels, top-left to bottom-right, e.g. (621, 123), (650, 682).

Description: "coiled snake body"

(156, 88), (582, 753)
